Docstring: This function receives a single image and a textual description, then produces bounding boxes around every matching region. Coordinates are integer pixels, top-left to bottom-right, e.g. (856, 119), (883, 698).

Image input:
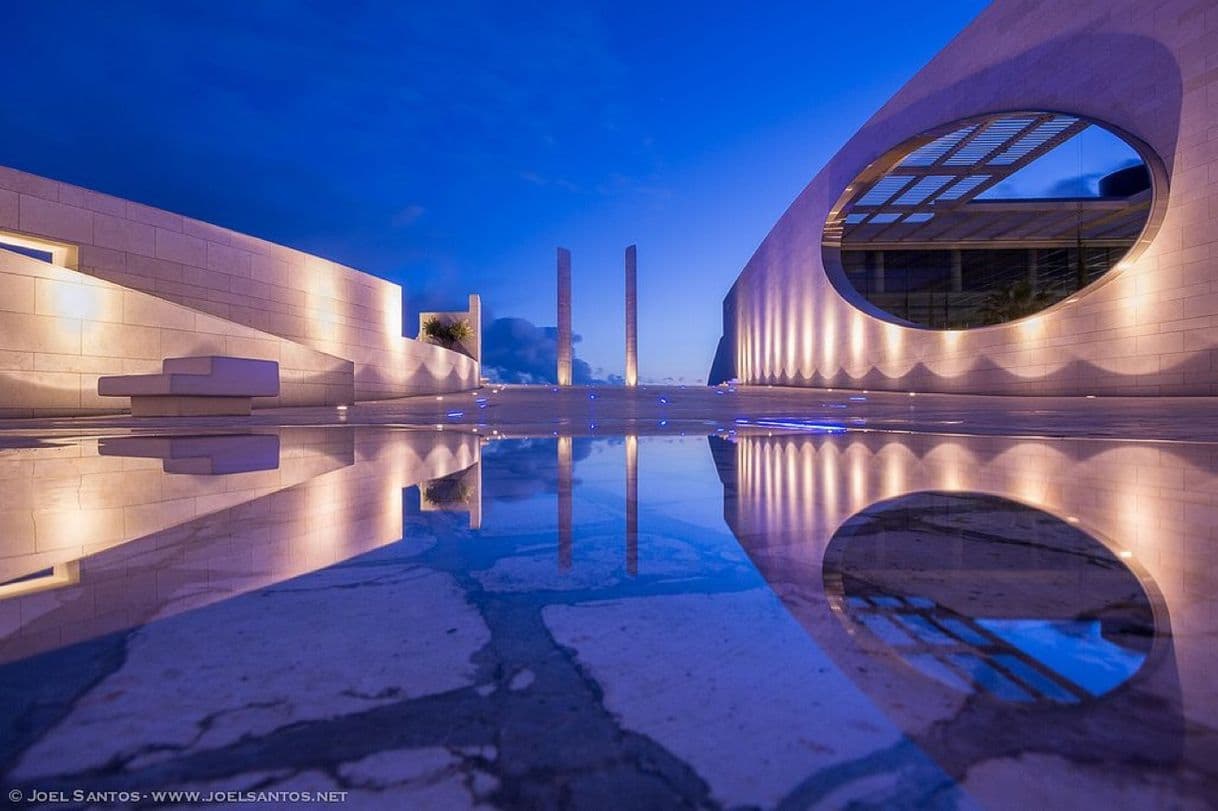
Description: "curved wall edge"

(0, 165), (477, 415)
(716, 0), (1216, 395)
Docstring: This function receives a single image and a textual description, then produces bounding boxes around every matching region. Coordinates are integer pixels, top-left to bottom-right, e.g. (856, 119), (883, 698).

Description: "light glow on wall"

(49, 281), (103, 322)
(726, 430), (1218, 733)
(849, 315), (865, 369)
(821, 307), (837, 378)
(800, 300), (815, 380)
(1018, 315), (1044, 339)
(784, 292), (798, 379)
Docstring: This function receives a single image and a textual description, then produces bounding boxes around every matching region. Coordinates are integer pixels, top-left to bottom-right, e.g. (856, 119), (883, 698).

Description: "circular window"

(824, 492), (1155, 704)
(823, 112), (1162, 329)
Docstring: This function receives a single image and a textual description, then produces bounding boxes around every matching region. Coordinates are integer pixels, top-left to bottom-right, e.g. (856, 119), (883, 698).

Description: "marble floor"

(5, 383), (1218, 442)
(1, 387), (1216, 809)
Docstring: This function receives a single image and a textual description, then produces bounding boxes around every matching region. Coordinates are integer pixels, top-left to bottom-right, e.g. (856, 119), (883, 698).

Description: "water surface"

(0, 427), (1214, 808)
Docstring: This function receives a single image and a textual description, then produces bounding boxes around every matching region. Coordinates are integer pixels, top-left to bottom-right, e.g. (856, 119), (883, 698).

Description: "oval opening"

(824, 491), (1155, 704)
(823, 112), (1162, 329)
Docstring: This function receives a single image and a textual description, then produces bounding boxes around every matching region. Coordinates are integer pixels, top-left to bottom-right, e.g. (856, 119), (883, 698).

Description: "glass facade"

(825, 113), (1153, 328)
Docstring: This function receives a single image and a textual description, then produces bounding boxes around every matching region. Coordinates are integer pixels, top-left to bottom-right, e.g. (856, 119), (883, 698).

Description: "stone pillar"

(467, 293), (482, 377)
(557, 435), (573, 571)
(871, 251), (885, 294)
(468, 440), (483, 530)
(625, 244), (638, 387)
(557, 247), (572, 386)
(625, 434), (638, 576)
(951, 250), (963, 293)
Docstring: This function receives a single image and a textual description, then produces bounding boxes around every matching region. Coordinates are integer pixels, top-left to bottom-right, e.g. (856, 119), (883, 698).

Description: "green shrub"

(423, 316), (472, 347)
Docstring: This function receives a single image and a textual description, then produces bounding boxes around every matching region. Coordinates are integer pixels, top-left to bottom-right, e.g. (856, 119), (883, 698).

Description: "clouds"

(0, 0), (645, 277)
(402, 289), (611, 385)
(1, 1), (994, 383)
(482, 317), (602, 385)
(480, 437), (596, 502)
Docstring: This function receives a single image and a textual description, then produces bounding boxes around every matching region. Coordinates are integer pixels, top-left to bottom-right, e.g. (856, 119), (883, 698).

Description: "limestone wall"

(718, 0), (1218, 395)
(0, 165), (477, 406)
(0, 247), (353, 417)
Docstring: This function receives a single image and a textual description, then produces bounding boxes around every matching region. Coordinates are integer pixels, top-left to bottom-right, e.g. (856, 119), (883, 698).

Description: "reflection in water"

(97, 434), (281, 475)
(557, 435), (573, 570)
(825, 491), (1153, 704)
(0, 428), (1214, 807)
(626, 434), (639, 576)
(712, 430), (1218, 804)
(0, 561), (79, 600)
(0, 427), (480, 665)
(420, 442), (485, 529)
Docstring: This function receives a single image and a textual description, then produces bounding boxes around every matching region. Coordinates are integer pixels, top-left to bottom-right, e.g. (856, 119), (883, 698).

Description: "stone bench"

(98, 356), (280, 416)
(98, 434), (281, 473)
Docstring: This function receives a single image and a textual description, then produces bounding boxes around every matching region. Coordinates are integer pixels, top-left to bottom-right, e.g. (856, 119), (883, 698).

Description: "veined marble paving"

(0, 425), (1214, 809)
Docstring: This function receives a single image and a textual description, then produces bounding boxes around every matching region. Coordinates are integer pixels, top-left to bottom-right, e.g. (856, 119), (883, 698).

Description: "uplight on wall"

(1018, 315), (1044, 339)
(50, 281), (103, 321)
(304, 259), (342, 344)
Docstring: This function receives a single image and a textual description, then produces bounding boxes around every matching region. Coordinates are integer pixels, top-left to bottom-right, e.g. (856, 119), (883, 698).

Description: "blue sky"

(980, 124), (1142, 199)
(0, 1), (989, 383)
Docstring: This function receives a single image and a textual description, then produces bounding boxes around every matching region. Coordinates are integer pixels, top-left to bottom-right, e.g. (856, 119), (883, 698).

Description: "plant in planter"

(423, 476), (472, 507)
(422, 316), (473, 349)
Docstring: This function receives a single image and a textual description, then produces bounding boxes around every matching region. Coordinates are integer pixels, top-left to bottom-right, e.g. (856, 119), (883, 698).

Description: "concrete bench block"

(98, 434), (280, 473)
(98, 355), (280, 416)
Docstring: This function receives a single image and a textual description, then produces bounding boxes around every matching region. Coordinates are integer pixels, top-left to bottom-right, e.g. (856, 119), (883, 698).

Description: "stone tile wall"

(0, 166), (477, 407)
(0, 248), (353, 416)
(721, 0), (1218, 395)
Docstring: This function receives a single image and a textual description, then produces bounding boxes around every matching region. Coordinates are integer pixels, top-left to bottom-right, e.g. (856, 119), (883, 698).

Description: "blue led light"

(752, 418), (848, 433)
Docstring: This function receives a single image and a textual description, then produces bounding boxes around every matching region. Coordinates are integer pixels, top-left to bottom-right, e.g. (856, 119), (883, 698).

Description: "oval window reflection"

(823, 113), (1158, 328)
(824, 491), (1155, 704)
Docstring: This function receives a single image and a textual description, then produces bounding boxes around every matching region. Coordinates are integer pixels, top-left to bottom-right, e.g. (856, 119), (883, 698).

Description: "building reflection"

(826, 490), (1153, 705)
(420, 439), (484, 529)
(0, 427), (481, 664)
(710, 430), (1217, 786)
(625, 435), (638, 576)
(557, 436), (573, 570)
(97, 434), (283, 475)
(549, 434), (639, 574)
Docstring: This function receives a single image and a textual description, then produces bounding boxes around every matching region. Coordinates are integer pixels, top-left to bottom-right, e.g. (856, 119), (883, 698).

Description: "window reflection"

(825, 491), (1153, 703)
(825, 113), (1154, 328)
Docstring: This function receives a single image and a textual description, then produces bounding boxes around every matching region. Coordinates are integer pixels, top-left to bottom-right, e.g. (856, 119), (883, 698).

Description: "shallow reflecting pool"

(827, 491), (1155, 704)
(0, 427), (1215, 808)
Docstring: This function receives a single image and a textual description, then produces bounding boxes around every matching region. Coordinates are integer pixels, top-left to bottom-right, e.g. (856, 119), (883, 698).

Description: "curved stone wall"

(714, 0), (1218, 395)
(713, 430), (1217, 801)
(1, 166), (477, 414)
(0, 247), (353, 417)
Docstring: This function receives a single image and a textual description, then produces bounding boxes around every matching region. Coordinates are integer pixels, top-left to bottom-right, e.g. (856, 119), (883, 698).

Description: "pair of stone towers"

(555, 246), (638, 387)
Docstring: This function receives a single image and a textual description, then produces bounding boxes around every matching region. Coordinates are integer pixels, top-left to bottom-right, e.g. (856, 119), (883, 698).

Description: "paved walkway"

(1, 385), (1216, 443)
